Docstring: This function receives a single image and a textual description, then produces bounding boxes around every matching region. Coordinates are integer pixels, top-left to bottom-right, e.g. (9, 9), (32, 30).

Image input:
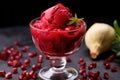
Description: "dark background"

(1, 0), (120, 28)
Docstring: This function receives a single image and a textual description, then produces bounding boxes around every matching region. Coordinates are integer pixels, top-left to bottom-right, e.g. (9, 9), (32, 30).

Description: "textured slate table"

(0, 26), (120, 80)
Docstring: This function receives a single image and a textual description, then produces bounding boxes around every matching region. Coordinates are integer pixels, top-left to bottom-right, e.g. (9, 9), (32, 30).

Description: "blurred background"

(1, 0), (120, 28)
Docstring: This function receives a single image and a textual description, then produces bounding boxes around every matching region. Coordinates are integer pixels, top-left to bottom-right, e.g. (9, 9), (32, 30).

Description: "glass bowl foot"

(39, 66), (78, 80)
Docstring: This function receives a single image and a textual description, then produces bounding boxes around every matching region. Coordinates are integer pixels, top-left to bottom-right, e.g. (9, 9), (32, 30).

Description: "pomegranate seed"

(22, 70), (27, 75)
(5, 72), (12, 79)
(110, 54), (115, 59)
(104, 72), (109, 79)
(107, 54), (115, 62)
(24, 58), (30, 64)
(28, 52), (38, 58)
(15, 55), (21, 60)
(78, 78), (84, 80)
(33, 52), (37, 57)
(14, 40), (20, 46)
(21, 64), (28, 71)
(92, 62), (97, 68)
(38, 55), (43, 63)
(7, 61), (13, 66)
(88, 71), (94, 77)
(94, 71), (100, 78)
(29, 71), (34, 77)
(25, 72), (31, 79)
(105, 63), (111, 69)
(97, 77), (102, 80)
(12, 68), (18, 74)
(66, 57), (72, 63)
(18, 53), (23, 58)
(80, 62), (86, 67)
(0, 52), (9, 60)
(12, 60), (21, 67)
(32, 65), (37, 71)
(23, 77), (28, 80)
(103, 60), (108, 65)
(82, 72), (87, 78)
(79, 69), (86, 75)
(88, 77), (94, 80)
(22, 45), (29, 52)
(10, 56), (15, 61)
(11, 50), (19, 56)
(78, 58), (84, 64)
(111, 67), (118, 72)
(88, 64), (93, 70)
(37, 63), (42, 69)
(32, 72), (38, 79)
(18, 74), (24, 80)
(0, 70), (6, 77)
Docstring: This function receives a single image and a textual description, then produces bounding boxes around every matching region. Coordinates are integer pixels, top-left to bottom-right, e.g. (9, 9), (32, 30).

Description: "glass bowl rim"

(29, 17), (87, 32)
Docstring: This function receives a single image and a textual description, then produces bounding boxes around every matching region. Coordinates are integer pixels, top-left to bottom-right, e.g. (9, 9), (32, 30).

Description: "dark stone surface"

(0, 26), (120, 80)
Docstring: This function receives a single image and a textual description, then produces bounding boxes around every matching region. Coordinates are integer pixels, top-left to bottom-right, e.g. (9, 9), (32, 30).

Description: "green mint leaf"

(67, 13), (84, 27)
(67, 20), (76, 26)
(113, 20), (120, 35)
(116, 51), (120, 57)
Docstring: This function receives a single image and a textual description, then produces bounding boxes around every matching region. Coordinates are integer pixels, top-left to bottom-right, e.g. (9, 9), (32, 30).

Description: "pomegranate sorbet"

(30, 3), (86, 57)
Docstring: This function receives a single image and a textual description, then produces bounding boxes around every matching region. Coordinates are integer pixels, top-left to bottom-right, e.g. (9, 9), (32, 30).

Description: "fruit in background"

(85, 23), (116, 59)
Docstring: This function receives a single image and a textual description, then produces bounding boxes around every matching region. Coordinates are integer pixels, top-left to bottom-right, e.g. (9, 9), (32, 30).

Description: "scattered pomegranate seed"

(104, 72), (109, 79)
(103, 60), (108, 65)
(10, 56), (15, 61)
(29, 71), (34, 77)
(107, 54), (115, 62)
(37, 63), (42, 69)
(105, 63), (111, 69)
(5, 72), (12, 79)
(11, 50), (19, 56)
(23, 77), (28, 80)
(0, 70), (6, 77)
(80, 62), (86, 67)
(66, 57), (72, 63)
(12, 60), (21, 67)
(28, 52), (37, 58)
(97, 77), (102, 80)
(21, 64), (28, 71)
(22, 45), (29, 52)
(88, 77), (94, 80)
(88, 64), (93, 70)
(32, 72), (38, 79)
(78, 58), (84, 64)
(88, 71), (94, 77)
(0, 51), (9, 60)
(82, 72), (87, 78)
(91, 62), (97, 68)
(79, 69), (86, 75)
(22, 70), (27, 75)
(111, 67), (118, 72)
(25, 72), (31, 79)
(18, 74), (24, 80)
(32, 65), (37, 71)
(94, 71), (100, 79)
(24, 58), (30, 64)
(7, 61), (13, 66)
(38, 55), (43, 63)
(78, 78), (84, 80)
(14, 40), (20, 46)
(12, 68), (18, 74)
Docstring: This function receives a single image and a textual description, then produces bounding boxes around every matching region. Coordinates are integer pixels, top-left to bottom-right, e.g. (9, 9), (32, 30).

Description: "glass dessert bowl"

(29, 3), (86, 80)
(30, 18), (86, 80)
